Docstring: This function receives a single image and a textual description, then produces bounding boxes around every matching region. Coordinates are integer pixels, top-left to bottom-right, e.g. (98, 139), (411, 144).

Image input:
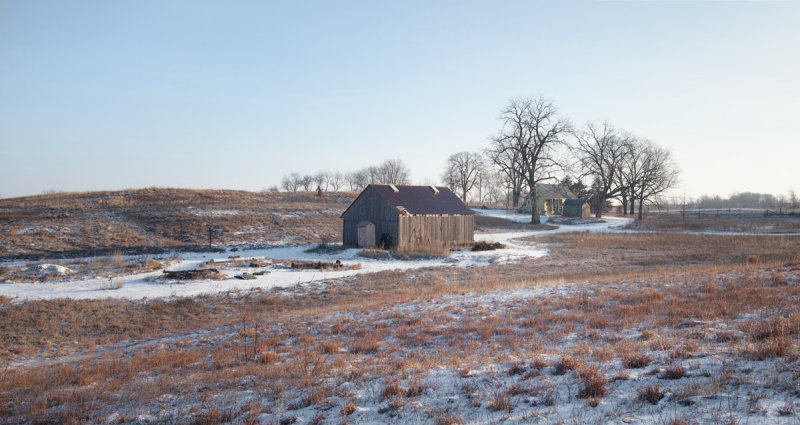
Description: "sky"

(1, 1), (798, 200)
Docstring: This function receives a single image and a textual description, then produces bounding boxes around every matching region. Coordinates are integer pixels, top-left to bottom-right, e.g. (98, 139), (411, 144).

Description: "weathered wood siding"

(397, 214), (474, 250)
(342, 186), (399, 247)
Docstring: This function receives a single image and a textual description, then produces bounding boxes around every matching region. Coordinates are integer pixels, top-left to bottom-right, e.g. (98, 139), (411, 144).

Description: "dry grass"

(0, 188), (353, 259)
(625, 212), (800, 234)
(1, 226), (798, 423)
(638, 383), (665, 404)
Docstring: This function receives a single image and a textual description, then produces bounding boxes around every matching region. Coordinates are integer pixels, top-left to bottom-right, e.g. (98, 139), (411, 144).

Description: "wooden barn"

(342, 184), (475, 250)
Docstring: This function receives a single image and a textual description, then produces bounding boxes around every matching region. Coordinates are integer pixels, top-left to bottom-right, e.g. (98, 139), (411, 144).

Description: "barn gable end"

(342, 185), (474, 249)
(342, 186), (400, 247)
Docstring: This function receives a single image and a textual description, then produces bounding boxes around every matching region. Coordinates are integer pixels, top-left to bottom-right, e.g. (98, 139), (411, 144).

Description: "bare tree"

(492, 96), (570, 224)
(632, 142), (679, 220)
(328, 171), (344, 192)
(281, 173), (302, 192)
(378, 159), (411, 185)
(443, 152), (484, 202)
(311, 172), (328, 191)
(485, 143), (525, 207)
(790, 189), (798, 210)
(572, 121), (629, 218)
(300, 174), (313, 191)
(345, 170), (367, 192)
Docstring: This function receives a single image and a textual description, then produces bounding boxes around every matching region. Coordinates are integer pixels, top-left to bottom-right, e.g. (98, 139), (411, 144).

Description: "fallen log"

(290, 260), (344, 270)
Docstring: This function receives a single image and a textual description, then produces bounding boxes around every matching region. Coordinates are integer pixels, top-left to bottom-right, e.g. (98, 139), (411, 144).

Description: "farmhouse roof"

(346, 185), (475, 216)
(537, 183), (576, 199)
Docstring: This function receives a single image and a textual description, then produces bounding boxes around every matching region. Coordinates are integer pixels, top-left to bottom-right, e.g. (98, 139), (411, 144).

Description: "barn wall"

(397, 214), (474, 250)
(341, 187), (399, 247)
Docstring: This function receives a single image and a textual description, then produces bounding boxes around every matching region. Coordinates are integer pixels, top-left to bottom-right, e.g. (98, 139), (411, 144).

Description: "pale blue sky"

(1, 1), (798, 199)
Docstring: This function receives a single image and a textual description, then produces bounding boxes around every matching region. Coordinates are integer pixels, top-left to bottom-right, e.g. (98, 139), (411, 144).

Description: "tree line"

(280, 159), (411, 193)
(673, 190), (799, 211)
(277, 96), (680, 224)
(442, 96), (680, 223)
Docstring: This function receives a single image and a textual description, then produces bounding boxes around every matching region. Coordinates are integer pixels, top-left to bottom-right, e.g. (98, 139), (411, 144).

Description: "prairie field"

(0, 194), (799, 424)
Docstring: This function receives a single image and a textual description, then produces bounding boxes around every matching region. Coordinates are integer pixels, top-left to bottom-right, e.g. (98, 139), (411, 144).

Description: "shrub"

(658, 415), (699, 425)
(771, 271), (789, 286)
(405, 377), (427, 397)
(434, 414), (463, 425)
(553, 356), (579, 375)
(623, 352), (651, 369)
(577, 366), (607, 399)
(381, 380), (405, 400)
(662, 364), (686, 380)
(342, 400), (357, 416)
(320, 340), (341, 355)
(258, 351), (281, 365)
(508, 361), (526, 376)
(351, 334), (381, 354)
(488, 392), (511, 412)
(638, 384), (664, 405)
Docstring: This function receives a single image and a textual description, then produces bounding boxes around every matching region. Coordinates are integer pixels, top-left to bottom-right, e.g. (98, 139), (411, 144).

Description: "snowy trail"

(0, 210), (632, 301)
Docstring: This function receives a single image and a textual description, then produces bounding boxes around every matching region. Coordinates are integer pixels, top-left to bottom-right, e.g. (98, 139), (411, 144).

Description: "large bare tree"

(632, 142), (679, 219)
(492, 96), (570, 224)
(377, 159), (411, 185)
(572, 121), (628, 218)
(443, 151), (484, 202)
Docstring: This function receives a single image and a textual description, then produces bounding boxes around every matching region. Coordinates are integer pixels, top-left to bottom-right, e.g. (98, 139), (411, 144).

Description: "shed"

(563, 199), (591, 219)
(342, 185), (475, 250)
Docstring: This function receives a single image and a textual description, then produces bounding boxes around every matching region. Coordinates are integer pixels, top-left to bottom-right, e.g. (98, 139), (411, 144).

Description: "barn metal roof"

(352, 184), (475, 216)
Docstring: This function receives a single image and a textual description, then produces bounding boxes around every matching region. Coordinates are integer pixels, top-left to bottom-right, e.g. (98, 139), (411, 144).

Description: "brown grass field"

(1, 197), (799, 424)
(0, 188), (353, 260)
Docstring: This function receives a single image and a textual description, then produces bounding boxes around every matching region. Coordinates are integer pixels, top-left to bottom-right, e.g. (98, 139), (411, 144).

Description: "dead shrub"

(434, 414), (463, 425)
(320, 340), (341, 355)
(350, 333), (381, 354)
(553, 356), (579, 375)
(488, 391), (512, 412)
(405, 377), (427, 397)
(659, 415), (699, 425)
(771, 271), (789, 286)
(258, 351), (281, 365)
(745, 336), (792, 359)
(638, 383), (664, 405)
(530, 357), (548, 370)
(612, 370), (630, 381)
(342, 400), (357, 416)
(508, 361), (526, 376)
(746, 254), (761, 264)
(577, 365), (607, 399)
(381, 380), (405, 400)
(662, 364), (687, 380)
(622, 352), (652, 369)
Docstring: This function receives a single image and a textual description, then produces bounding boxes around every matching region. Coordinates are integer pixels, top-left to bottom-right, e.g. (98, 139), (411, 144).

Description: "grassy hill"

(0, 188), (354, 259)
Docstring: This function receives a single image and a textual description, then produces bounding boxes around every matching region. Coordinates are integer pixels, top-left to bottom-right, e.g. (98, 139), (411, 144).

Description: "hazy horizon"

(2, 1), (798, 200)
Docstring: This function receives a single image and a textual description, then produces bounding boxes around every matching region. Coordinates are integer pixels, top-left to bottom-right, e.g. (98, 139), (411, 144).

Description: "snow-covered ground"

(0, 211), (632, 301)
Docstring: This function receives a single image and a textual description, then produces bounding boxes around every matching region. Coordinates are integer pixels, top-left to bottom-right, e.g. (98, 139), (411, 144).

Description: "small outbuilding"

(563, 198), (591, 219)
(342, 184), (475, 250)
